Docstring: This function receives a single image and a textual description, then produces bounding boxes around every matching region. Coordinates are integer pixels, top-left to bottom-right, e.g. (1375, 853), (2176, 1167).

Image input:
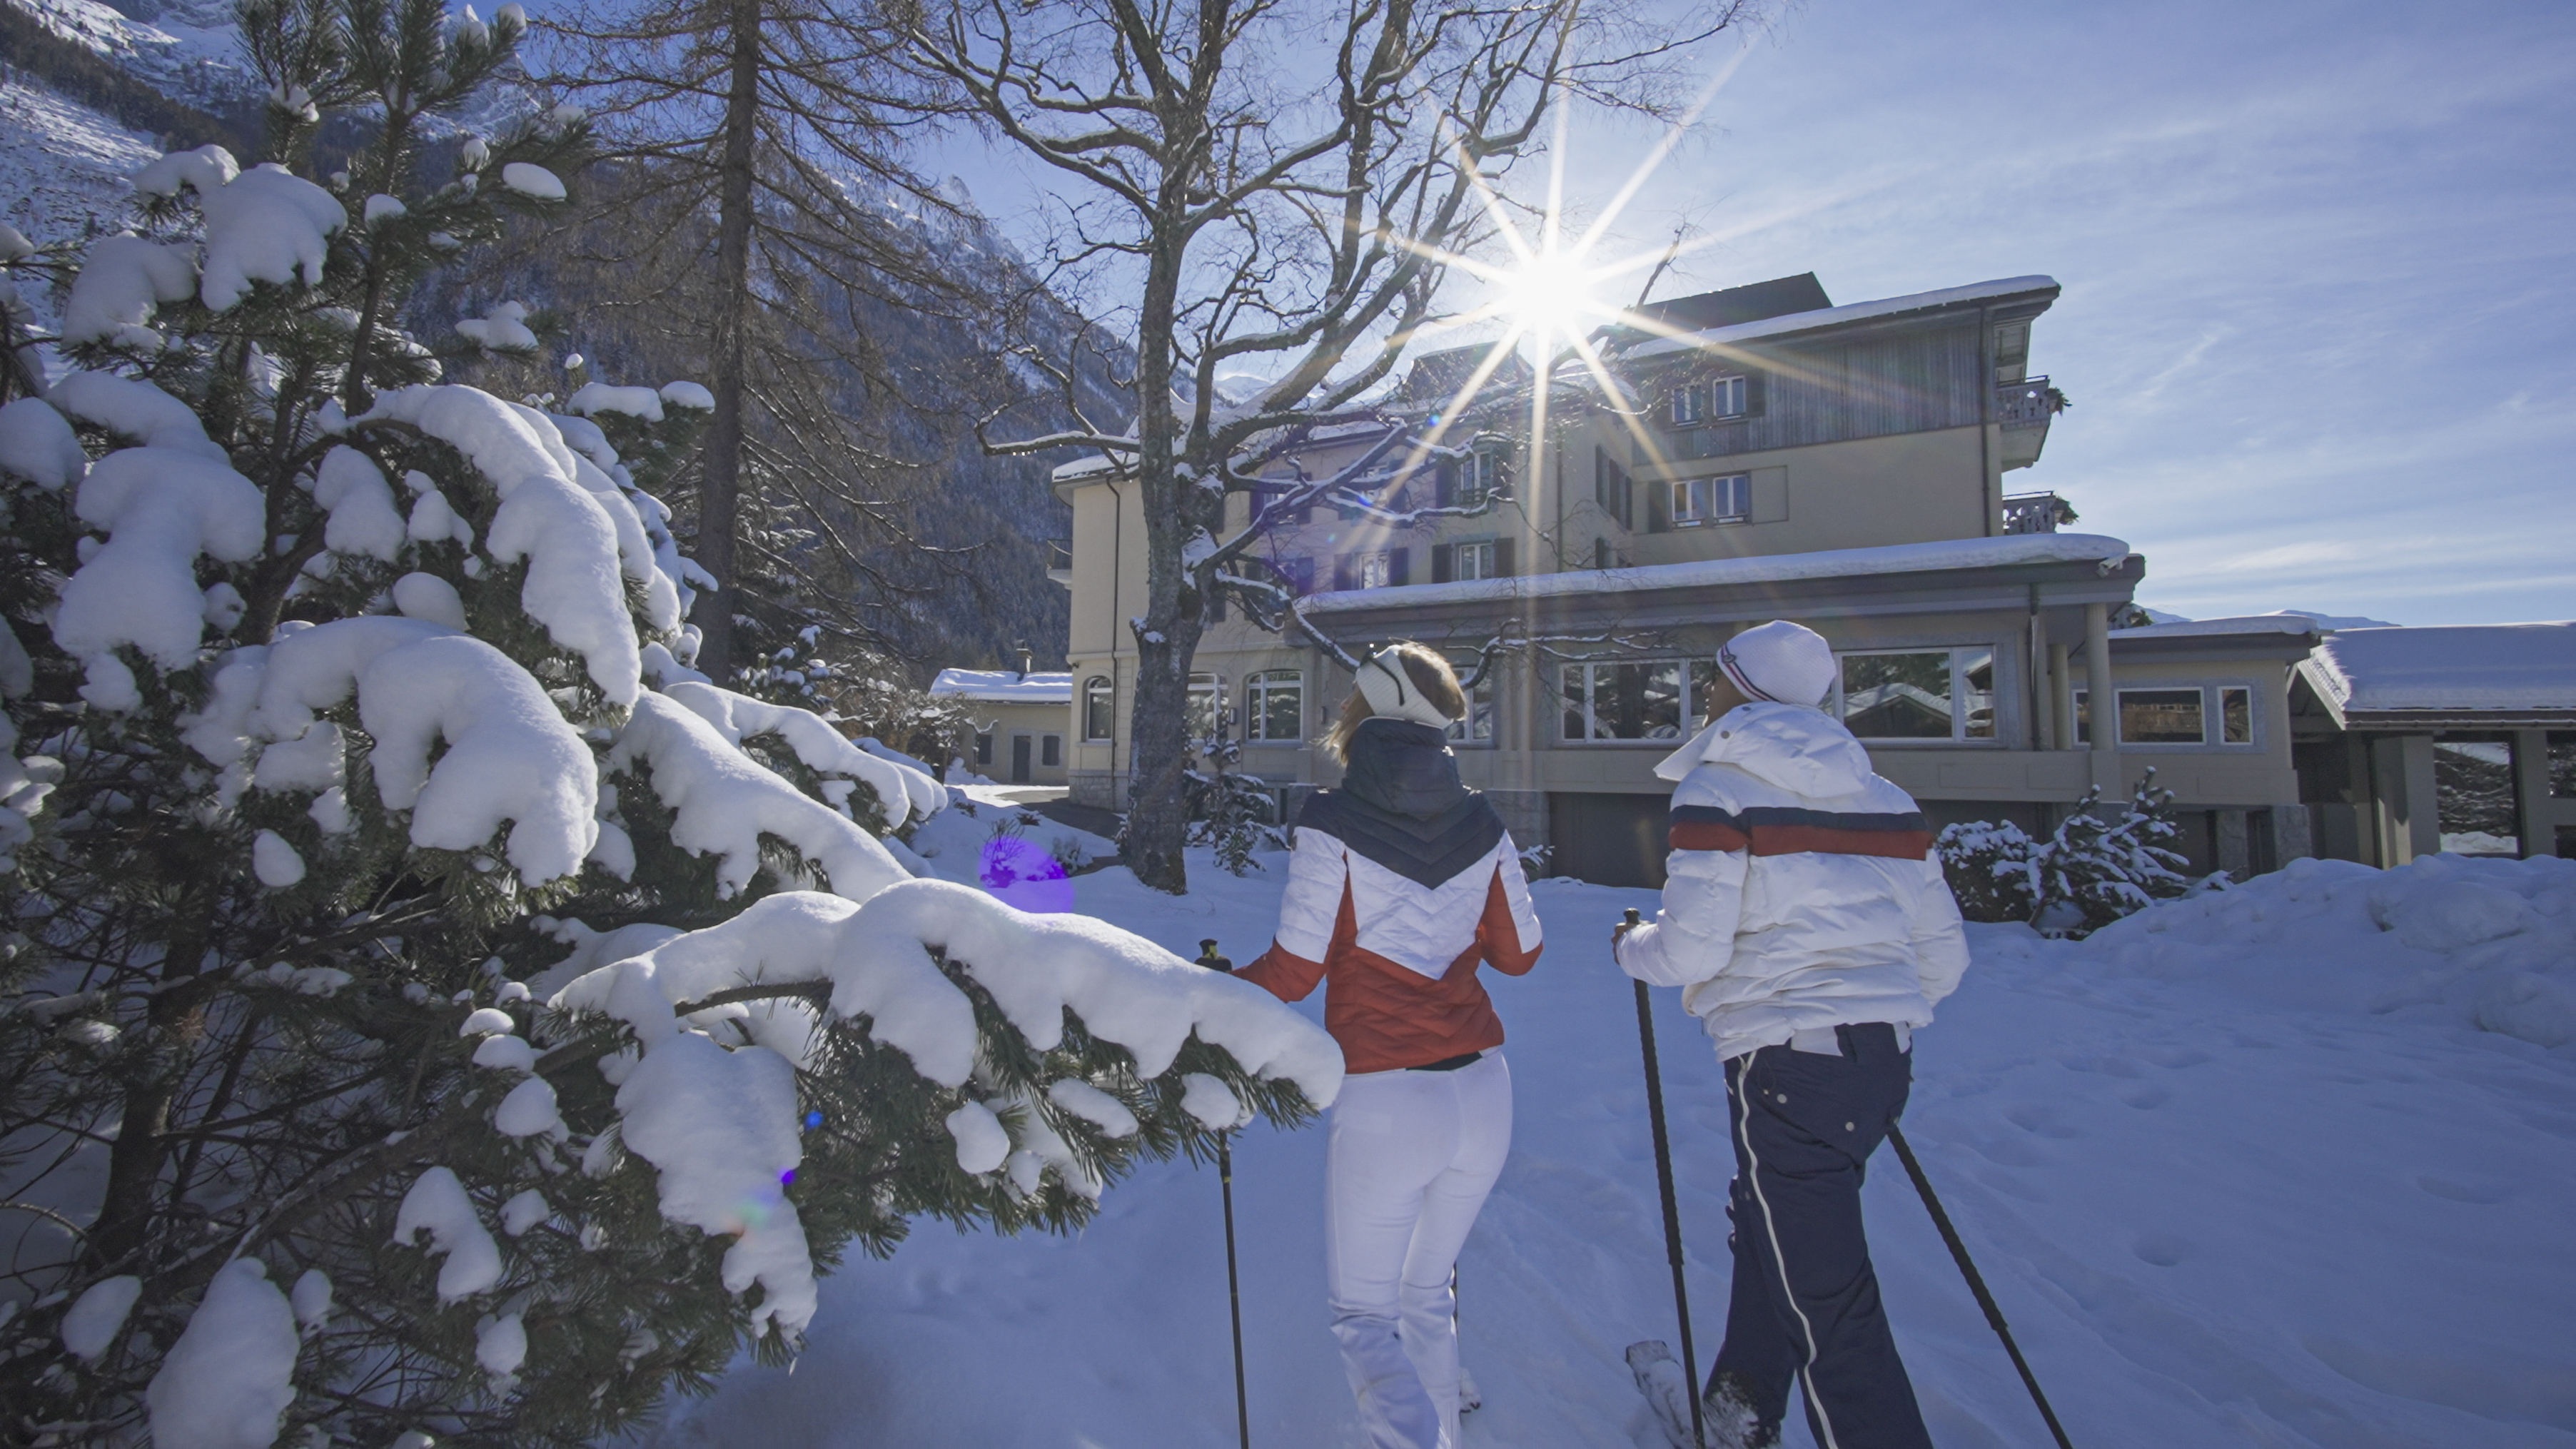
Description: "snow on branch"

(609, 692), (912, 902)
(661, 681), (943, 826)
(547, 883), (1343, 1334)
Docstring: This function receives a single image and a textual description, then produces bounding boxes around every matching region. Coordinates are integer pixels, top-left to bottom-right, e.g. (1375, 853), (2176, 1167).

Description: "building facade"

(928, 670), (1072, 787)
(1051, 273), (2323, 885)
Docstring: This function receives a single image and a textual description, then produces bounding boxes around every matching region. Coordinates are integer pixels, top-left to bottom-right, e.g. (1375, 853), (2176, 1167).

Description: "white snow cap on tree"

(610, 693), (911, 901)
(0, 397), (89, 491)
(60, 1274), (143, 1361)
(54, 447), (265, 675)
(312, 446), (406, 560)
(662, 680), (941, 825)
(457, 301), (539, 352)
(133, 148), (347, 311)
(395, 1166), (504, 1301)
(48, 372), (226, 458)
(144, 1257), (299, 1449)
(60, 235), (197, 350)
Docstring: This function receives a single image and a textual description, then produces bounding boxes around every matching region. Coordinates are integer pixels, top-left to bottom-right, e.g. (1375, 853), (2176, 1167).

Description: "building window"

(973, 732), (994, 765)
(1355, 550), (1394, 590)
(1595, 450), (1633, 529)
(2071, 682), (2261, 747)
(1083, 676), (1114, 741)
(2551, 732), (2576, 798)
(1670, 375), (1747, 426)
(1041, 734), (1062, 767)
(1836, 650), (1996, 742)
(1454, 540), (1497, 581)
(2434, 734), (2520, 856)
(1668, 473), (1750, 527)
(1455, 450), (1504, 508)
(1447, 654), (1497, 746)
(1560, 661), (1689, 742)
(1187, 672), (1222, 742)
(1247, 670), (1304, 741)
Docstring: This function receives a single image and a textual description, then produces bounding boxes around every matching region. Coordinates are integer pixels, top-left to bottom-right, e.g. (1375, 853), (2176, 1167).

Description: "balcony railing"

(2002, 491), (2075, 535)
(1045, 539), (1074, 587)
(1996, 375), (2066, 428)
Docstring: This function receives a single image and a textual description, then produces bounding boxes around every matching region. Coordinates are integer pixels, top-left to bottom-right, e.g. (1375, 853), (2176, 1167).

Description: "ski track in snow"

(641, 852), (2576, 1449)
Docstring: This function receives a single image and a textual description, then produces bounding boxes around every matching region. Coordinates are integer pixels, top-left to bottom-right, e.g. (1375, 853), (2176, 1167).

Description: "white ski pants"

(1323, 1051), (1513, 1449)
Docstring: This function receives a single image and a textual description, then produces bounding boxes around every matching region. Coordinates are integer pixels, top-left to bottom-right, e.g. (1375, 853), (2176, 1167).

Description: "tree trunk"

(1118, 171), (1213, 894)
(694, 0), (762, 682)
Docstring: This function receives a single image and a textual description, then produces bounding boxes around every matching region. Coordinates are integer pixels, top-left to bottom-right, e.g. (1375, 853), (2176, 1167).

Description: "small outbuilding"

(929, 670), (1073, 787)
(2291, 622), (2576, 864)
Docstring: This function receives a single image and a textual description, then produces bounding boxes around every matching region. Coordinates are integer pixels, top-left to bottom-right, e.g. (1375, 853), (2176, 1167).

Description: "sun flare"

(1490, 248), (1609, 353)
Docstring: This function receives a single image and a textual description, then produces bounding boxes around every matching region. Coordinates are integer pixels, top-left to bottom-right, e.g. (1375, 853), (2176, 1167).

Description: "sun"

(1491, 246), (1610, 352)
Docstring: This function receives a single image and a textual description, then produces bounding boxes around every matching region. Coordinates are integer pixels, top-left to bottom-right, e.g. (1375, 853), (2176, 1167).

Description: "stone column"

(2084, 602), (2119, 798)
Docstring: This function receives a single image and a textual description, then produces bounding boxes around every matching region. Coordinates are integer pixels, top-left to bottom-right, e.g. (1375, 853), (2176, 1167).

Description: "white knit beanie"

(1715, 620), (1837, 710)
(1356, 648), (1458, 729)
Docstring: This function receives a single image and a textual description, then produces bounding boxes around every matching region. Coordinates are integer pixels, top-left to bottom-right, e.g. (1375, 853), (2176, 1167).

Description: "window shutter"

(1430, 543), (1454, 583)
(1332, 555), (1352, 592)
(1434, 460), (1456, 510)
(1207, 584), (1226, 622)
(1745, 370), (1767, 417)
(1494, 537), (1516, 577)
(1646, 477), (1671, 532)
(1388, 547), (1410, 586)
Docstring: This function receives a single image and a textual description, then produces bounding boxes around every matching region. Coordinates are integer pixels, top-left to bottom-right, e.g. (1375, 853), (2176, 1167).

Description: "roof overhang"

(1297, 534), (2141, 642)
(1622, 276), (2062, 365)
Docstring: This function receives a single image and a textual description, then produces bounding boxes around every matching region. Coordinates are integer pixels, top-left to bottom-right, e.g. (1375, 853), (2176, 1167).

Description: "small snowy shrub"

(0, 4), (1338, 1444)
(1182, 705), (1281, 875)
(1936, 769), (2196, 937)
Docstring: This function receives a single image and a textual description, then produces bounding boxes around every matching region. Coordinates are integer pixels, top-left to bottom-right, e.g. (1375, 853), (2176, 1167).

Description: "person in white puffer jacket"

(1615, 620), (1967, 1449)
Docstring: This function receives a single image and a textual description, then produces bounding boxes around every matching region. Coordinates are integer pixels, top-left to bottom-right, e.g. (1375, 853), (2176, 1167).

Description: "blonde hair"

(1322, 642), (1467, 762)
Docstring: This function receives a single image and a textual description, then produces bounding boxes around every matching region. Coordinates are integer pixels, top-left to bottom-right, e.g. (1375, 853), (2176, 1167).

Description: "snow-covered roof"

(929, 669), (1073, 703)
(2111, 615), (2321, 641)
(1298, 532), (2134, 615)
(2300, 622), (2576, 719)
(1623, 276), (2061, 363)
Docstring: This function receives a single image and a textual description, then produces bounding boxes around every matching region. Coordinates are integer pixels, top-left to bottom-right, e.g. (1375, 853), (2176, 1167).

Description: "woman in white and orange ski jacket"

(1240, 643), (1543, 1449)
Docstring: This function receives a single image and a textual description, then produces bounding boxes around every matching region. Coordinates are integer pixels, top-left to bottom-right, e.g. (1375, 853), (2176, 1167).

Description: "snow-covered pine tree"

(0, 3), (1340, 1444)
(1934, 768), (2197, 936)
(1183, 703), (1281, 877)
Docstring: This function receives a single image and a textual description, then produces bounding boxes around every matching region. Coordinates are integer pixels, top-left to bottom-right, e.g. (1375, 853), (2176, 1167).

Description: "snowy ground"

(642, 849), (2576, 1448)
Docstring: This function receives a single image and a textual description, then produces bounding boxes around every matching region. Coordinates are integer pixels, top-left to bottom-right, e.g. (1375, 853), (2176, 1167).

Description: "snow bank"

(615, 1029), (817, 1336)
(662, 680), (941, 825)
(55, 445), (263, 680)
(144, 1258), (298, 1449)
(610, 692), (909, 902)
(61, 233), (195, 348)
(2076, 853), (2576, 1049)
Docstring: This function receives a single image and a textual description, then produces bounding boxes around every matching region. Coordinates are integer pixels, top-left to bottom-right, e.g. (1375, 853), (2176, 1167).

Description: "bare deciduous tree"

(902, 0), (1755, 892)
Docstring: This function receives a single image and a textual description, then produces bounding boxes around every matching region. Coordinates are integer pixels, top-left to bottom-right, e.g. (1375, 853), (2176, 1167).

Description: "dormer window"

(1670, 375), (1747, 426)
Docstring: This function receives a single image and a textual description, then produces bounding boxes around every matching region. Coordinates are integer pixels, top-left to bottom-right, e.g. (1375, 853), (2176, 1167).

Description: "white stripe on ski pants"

(1324, 1051), (1512, 1449)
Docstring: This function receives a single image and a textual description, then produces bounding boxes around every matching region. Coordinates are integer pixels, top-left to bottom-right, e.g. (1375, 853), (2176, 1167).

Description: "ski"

(1625, 1341), (1700, 1449)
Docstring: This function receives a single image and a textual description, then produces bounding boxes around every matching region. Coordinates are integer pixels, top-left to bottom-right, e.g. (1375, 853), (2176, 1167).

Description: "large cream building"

(1049, 272), (2332, 886)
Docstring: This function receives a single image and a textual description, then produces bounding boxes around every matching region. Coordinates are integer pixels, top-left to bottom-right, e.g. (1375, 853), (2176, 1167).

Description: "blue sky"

(1507, 0), (2576, 625)
(946, 0), (2575, 626)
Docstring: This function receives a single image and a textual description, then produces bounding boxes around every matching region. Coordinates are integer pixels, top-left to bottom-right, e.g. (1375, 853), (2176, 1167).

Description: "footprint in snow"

(2130, 1232), (2192, 1267)
(2414, 1174), (2512, 1205)
(2138, 1046), (2213, 1069)
(2118, 1086), (2170, 1110)
(2005, 1105), (2081, 1139)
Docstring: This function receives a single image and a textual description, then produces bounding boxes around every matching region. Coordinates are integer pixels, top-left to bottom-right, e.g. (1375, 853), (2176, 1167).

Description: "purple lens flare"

(979, 834), (1074, 914)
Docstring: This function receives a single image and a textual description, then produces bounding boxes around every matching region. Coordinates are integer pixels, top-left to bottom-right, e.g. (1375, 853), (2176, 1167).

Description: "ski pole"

(1625, 907), (1705, 1448)
(1885, 1123), (2074, 1449)
(1219, 1129), (1251, 1449)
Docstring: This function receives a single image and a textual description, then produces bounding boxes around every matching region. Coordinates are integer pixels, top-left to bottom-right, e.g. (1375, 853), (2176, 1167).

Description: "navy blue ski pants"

(1707, 1022), (1932, 1449)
